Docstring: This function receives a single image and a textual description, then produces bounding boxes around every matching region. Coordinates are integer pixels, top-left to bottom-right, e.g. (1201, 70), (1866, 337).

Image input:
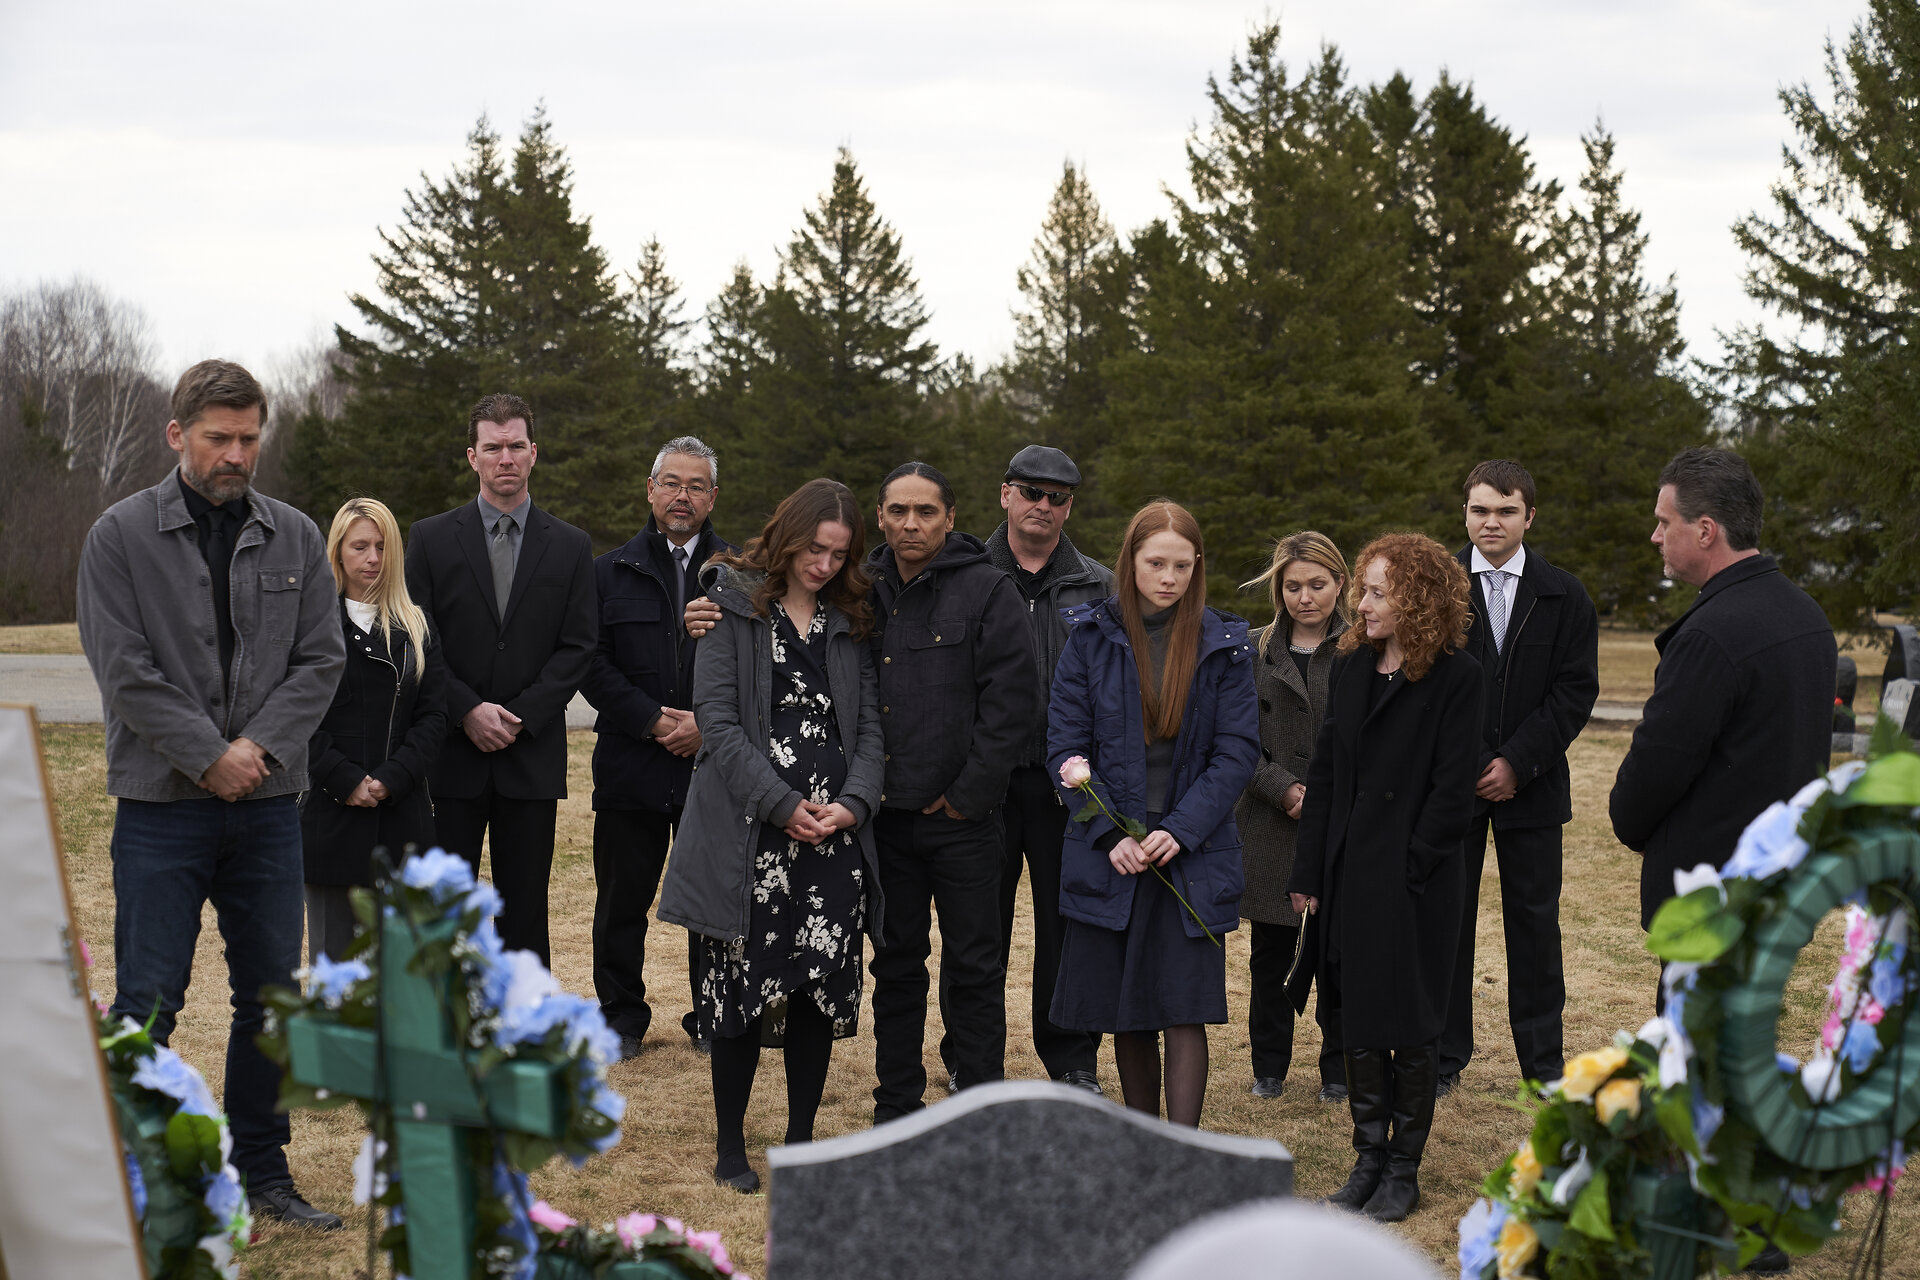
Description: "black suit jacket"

(1610, 556), (1834, 926)
(1455, 545), (1600, 830)
(404, 498), (597, 800)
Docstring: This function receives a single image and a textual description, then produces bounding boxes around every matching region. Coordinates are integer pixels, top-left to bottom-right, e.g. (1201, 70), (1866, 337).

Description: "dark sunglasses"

(1010, 482), (1074, 507)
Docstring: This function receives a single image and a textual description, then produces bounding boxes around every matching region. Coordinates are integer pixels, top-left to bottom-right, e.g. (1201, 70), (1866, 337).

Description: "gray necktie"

(673, 545), (690, 616)
(1486, 569), (1511, 655)
(490, 514), (518, 621)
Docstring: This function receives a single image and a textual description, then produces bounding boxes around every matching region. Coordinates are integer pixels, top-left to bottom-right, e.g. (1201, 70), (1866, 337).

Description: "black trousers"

(871, 806), (1008, 1119)
(1248, 919), (1345, 1086)
(436, 789), (558, 966)
(591, 808), (702, 1042)
(1438, 815), (1565, 1082)
(939, 766), (1098, 1079)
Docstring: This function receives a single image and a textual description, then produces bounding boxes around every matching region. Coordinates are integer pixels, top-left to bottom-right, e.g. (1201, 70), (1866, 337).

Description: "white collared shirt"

(1469, 542), (1527, 581)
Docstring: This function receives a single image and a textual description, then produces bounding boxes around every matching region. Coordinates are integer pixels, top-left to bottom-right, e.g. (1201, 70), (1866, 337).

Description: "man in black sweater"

(1612, 447), (1835, 931)
(1437, 461), (1599, 1095)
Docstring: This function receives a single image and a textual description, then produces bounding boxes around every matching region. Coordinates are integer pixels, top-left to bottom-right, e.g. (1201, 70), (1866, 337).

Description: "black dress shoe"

(248, 1185), (344, 1230)
(713, 1159), (760, 1194)
(1251, 1076), (1285, 1099)
(1434, 1070), (1460, 1099)
(1057, 1069), (1103, 1096)
(617, 1034), (645, 1061)
(1742, 1243), (1791, 1274)
(1318, 1083), (1348, 1103)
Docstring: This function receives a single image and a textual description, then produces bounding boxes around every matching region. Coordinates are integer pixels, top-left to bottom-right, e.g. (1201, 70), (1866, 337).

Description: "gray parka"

(657, 565), (888, 944)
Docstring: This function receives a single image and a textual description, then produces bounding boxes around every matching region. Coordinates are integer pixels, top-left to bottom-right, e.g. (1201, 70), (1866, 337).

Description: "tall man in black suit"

(1438, 460), (1599, 1094)
(580, 435), (735, 1058)
(404, 393), (597, 964)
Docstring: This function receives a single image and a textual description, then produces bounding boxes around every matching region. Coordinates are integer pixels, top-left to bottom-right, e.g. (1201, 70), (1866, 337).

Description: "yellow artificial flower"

(1509, 1143), (1543, 1197)
(1596, 1077), (1643, 1125)
(1558, 1045), (1630, 1101)
(1496, 1218), (1541, 1278)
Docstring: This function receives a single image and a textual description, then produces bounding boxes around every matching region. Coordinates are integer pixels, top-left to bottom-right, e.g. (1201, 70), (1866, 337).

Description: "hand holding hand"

(1290, 892), (1319, 916)
(783, 804), (831, 844)
(654, 707), (702, 757)
(1476, 756), (1519, 803)
(684, 596), (722, 638)
(346, 776), (381, 807)
(200, 738), (269, 802)
(1140, 828), (1181, 866)
(1108, 836), (1150, 876)
(1283, 782), (1306, 821)
(463, 702), (522, 752)
(810, 801), (858, 833)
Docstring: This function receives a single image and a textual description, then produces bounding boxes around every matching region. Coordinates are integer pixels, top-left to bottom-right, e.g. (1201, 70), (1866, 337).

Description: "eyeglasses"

(1011, 482), (1073, 508)
(653, 478), (713, 499)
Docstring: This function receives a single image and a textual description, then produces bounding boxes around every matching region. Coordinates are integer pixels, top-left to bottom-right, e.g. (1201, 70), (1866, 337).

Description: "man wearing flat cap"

(940, 445), (1113, 1094)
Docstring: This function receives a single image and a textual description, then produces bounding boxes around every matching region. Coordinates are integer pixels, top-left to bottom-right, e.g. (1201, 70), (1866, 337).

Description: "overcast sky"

(0, 1), (1865, 382)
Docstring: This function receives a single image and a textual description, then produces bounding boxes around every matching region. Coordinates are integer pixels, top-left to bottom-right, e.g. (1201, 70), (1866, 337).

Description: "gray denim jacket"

(78, 471), (346, 802)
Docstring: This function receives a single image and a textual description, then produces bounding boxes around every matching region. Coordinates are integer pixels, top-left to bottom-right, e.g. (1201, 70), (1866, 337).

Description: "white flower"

(195, 1232), (238, 1278)
(1550, 1146), (1594, 1206)
(1723, 801), (1810, 881)
(1658, 1020), (1692, 1089)
(352, 1135), (389, 1205)
(1637, 1017), (1669, 1048)
(1802, 1051), (1843, 1103)
(1673, 862), (1726, 903)
(1828, 759), (1869, 793)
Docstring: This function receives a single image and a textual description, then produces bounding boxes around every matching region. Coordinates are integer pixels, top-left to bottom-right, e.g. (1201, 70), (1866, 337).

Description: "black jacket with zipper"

(869, 532), (1040, 818)
(580, 517), (736, 813)
(983, 523), (1113, 769)
(300, 599), (448, 887)
(1455, 545), (1600, 830)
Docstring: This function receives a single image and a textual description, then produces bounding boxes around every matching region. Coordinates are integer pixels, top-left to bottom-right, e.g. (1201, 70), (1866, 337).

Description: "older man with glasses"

(939, 445), (1113, 1094)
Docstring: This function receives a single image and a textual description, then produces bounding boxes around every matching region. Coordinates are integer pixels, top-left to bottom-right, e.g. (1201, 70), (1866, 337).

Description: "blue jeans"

(109, 795), (303, 1193)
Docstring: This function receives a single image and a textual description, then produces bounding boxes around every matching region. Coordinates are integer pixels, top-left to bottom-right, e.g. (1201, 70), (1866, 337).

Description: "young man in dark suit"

(579, 435), (735, 1058)
(403, 393), (597, 965)
(1438, 460), (1599, 1095)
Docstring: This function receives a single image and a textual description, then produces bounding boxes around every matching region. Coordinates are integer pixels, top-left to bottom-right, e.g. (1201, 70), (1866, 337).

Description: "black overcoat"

(1285, 645), (1482, 1049)
(1609, 555), (1834, 926)
(301, 600), (448, 886)
(403, 498), (596, 801)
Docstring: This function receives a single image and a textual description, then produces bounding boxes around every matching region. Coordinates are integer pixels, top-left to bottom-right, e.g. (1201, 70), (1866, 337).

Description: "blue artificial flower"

(563, 999), (622, 1066)
(398, 848), (476, 902)
(1692, 1091), (1724, 1149)
(307, 954), (372, 1008)
(125, 1150), (147, 1221)
(132, 1046), (220, 1117)
(1869, 956), (1907, 1011)
(203, 1168), (244, 1225)
(1722, 802), (1810, 881)
(1777, 1051), (1802, 1074)
(1457, 1197), (1507, 1280)
(1840, 1019), (1880, 1074)
(589, 1082), (626, 1129)
(487, 958), (563, 1047)
(492, 1161), (538, 1280)
(464, 881), (504, 923)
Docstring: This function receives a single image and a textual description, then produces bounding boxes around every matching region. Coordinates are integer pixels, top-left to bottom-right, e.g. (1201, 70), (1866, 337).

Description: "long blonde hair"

(326, 499), (430, 650)
(1241, 530), (1350, 657)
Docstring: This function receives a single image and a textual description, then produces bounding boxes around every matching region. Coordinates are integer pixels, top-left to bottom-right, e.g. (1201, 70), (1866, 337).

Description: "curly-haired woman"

(658, 478), (886, 1193)
(1284, 531), (1480, 1222)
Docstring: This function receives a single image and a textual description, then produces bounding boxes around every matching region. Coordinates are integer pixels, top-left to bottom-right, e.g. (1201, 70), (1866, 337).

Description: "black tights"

(1113, 1025), (1209, 1127)
(711, 996), (835, 1177)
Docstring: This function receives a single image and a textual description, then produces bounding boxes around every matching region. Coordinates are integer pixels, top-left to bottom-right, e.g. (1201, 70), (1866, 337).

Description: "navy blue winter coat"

(1046, 599), (1260, 940)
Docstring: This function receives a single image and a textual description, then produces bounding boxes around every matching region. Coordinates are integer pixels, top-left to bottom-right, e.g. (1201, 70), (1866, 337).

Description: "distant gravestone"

(1885, 624), (1920, 683)
(765, 1081), (1293, 1280)
(1886, 678), (1918, 739)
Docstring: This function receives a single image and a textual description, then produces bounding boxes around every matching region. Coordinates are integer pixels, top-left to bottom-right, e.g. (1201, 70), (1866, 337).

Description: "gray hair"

(651, 435), (718, 487)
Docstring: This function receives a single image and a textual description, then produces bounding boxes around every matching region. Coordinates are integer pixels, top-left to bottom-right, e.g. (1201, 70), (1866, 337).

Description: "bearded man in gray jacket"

(78, 360), (346, 1229)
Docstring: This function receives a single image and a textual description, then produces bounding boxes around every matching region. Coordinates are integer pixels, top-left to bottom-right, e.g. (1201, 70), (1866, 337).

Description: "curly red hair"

(1337, 532), (1471, 681)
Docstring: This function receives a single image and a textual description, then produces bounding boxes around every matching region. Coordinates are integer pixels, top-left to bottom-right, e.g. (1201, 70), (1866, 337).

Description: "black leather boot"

(1364, 1041), (1437, 1222)
(1326, 1048), (1392, 1210)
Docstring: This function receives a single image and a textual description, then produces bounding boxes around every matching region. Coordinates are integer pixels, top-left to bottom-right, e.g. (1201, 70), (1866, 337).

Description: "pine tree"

(1724, 0), (1920, 625)
(1528, 125), (1709, 618)
(625, 237), (695, 454)
(1006, 161), (1125, 462)
(722, 149), (939, 525)
(1100, 26), (1435, 611)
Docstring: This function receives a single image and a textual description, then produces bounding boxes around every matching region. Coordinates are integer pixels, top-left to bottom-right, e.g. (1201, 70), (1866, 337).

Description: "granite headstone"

(765, 1080), (1292, 1280)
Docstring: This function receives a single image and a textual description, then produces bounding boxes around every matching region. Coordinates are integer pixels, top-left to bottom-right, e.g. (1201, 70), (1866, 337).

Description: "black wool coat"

(579, 518), (736, 813)
(301, 600), (448, 886)
(1610, 556), (1834, 926)
(403, 499), (597, 801)
(1456, 546), (1600, 830)
(1286, 645), (1482, 1049)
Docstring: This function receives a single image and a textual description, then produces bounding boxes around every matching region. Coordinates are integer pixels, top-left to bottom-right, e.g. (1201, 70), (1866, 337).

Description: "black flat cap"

(1005, 445), (1082, 488)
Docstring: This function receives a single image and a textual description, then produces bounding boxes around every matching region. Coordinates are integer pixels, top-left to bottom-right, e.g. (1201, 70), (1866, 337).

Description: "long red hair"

(1113, 501), (1207, 740)
(1336, 532), (1470, 681)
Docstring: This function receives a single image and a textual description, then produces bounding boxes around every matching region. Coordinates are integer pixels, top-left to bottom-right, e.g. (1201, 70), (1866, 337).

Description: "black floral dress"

(700, 601), (867, 1041)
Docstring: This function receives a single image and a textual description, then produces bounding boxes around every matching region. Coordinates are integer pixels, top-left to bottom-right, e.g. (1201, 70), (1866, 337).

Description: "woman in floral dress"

(659, 479), (885, 1193)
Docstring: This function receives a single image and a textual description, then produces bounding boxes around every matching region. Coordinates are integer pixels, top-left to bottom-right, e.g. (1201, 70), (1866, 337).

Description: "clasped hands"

(199, 737), (270, 802)
(649, 706), (702, 757)
(463, 701), (524, 752)
(782, 800), (858, 845)
(1108, 828), (1180, 876)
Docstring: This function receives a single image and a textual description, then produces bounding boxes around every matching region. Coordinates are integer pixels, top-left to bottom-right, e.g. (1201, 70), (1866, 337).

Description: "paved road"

(0, 654), (600, 728)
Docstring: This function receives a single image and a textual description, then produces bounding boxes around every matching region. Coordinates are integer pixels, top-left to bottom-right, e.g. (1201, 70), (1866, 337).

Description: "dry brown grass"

(1599, 625), (1892, 713)
(45, 721), (1918, 1279)
(0, 621), (83, 653)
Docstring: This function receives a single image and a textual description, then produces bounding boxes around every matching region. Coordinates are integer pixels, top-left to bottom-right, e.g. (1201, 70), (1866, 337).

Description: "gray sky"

(0, 1), (1865, 380)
